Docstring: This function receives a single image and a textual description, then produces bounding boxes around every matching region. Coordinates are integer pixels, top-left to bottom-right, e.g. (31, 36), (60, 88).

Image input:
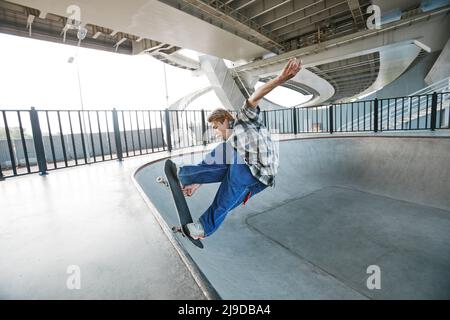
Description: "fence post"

(329, 105), (334, 134)
(112, 108), (123, 161)
(201, 109), (207, 146)
(292, 107), (298, 135)
(165, 109), (172, 152)
(29, 107), (48, 175)
(430, 92), (438, 131)
(374, 98), (379, 133)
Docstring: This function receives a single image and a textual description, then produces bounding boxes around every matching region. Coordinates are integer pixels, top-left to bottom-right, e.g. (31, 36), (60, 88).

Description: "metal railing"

(0, 108), (224, 179)
(1, 91), (449, 179)
(260, 92), (450, 134)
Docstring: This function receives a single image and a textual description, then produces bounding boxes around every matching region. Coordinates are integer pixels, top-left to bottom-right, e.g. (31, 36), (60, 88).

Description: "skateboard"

(157, 159), (204, 249)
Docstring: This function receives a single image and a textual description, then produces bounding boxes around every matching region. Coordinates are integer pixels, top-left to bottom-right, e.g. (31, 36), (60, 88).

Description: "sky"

(0, 32), (310, 111)
(0, 33), (217, 110)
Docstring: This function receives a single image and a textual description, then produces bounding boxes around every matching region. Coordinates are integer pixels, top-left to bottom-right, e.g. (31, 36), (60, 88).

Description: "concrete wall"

(200, 55), (246, 111)
(426, 38), (450, 85)
(137, 136), (450, 223)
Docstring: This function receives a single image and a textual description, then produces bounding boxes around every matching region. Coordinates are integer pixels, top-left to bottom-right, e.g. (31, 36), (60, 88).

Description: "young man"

(178, 58), (302, 239)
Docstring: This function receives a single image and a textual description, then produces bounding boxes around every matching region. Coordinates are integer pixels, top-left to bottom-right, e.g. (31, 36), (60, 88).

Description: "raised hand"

(247, 58), (302, 108)
(276, 58), (302, 83)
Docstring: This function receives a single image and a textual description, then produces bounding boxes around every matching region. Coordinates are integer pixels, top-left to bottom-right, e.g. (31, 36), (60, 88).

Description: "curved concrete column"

(150, 51), (200, 71)
(239, 67), (334, 108)
(169, 86), (213, 110)
(292, 69), (335, 107)
(347, 44), (421, 101)
(200, 55), (246, 111)
(425, 37), (450, 85)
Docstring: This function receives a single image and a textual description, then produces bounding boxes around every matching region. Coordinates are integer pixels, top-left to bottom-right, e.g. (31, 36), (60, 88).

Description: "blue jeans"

(178, 142), (267, 237)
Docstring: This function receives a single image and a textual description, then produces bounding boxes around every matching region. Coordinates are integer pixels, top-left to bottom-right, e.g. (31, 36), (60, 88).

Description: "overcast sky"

(0, 33), (310, 111)
(0, 33), (218, 110)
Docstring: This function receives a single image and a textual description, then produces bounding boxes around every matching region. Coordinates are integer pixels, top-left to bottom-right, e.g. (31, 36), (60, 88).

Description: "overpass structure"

(1, 0), (449, 109)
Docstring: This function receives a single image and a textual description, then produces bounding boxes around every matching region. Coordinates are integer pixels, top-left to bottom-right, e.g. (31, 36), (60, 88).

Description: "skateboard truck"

(172, 226), (185, 237)
(156, 176), (169, 188)
(172, 225), (199, 241)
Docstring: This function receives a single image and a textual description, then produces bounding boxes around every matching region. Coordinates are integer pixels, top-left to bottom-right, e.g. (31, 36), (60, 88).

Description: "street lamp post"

(163, 63), (169, 108)
(68, 26), (92, 163)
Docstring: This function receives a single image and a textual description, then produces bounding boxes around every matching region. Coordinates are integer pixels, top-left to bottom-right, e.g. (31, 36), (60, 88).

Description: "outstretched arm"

(247, 58), (302, 108)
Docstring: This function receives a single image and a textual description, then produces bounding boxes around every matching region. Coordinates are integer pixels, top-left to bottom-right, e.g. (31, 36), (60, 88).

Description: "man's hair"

(207, 108), (234, 123)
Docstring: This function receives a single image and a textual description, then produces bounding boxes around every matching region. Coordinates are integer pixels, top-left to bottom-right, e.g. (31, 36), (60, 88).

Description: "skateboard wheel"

(172, 226), (182, 233)
(156, 176), (169, 188)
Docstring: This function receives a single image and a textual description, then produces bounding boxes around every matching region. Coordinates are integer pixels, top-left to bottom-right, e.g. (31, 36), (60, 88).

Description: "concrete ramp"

(135, 136), (450, 299)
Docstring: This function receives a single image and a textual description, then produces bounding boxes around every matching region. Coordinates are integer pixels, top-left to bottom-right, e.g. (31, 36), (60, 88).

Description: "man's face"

(211, 120), (230, 140)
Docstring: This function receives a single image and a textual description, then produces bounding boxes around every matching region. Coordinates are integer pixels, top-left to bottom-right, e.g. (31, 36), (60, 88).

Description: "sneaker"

(186, 221), (205, 240)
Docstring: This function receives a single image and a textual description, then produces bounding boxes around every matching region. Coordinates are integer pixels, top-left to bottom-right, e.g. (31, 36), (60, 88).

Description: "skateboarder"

(178, 58), (302, 239)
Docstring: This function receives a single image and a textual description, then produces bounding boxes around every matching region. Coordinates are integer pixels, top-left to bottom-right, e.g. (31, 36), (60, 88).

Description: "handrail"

(1, 91), (449, 179)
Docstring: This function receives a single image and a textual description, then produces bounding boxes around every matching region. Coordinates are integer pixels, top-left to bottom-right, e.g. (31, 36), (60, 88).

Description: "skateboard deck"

(157, 159), (203, 249)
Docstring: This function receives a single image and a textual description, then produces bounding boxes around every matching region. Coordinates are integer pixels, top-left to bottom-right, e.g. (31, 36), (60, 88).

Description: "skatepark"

(135, 135), (450, 299)
(1, 0), (450, 300)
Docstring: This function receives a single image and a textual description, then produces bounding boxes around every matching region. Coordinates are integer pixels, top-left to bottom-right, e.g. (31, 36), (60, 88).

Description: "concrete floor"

(135, 136), (450, 299)
(248, 186), (450, 299)
(0, 149), (208, 299)
(1, 134), (450, 299)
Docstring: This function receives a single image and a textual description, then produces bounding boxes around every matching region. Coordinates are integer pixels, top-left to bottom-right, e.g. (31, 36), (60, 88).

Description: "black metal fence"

(261, 92), (450, 134)
(1, 92), (449, 179)
(0, 108), (224, 179)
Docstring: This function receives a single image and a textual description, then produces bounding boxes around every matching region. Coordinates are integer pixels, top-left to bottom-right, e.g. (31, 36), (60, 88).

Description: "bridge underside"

(1, 0), (449, 105)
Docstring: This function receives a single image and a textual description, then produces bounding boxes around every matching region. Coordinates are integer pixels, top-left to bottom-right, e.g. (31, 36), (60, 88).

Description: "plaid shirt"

(227, 100), (279, 187)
